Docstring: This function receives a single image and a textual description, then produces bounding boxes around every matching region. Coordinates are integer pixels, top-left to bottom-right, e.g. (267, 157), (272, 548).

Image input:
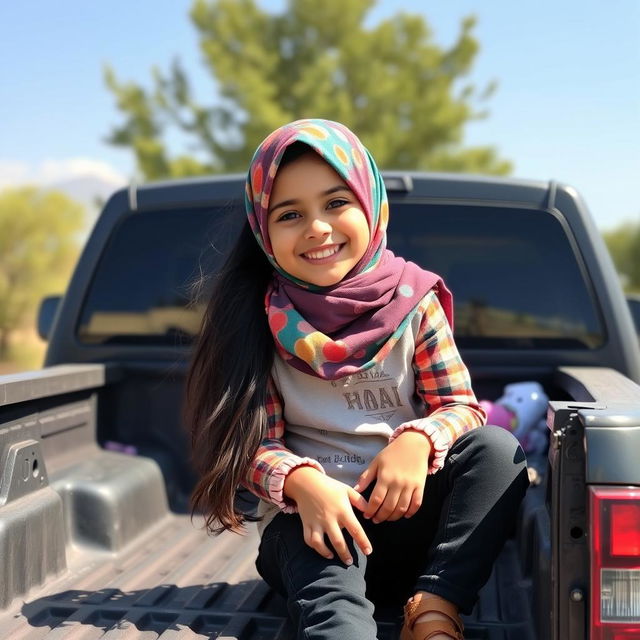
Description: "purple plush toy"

(480, 381), (549, 455)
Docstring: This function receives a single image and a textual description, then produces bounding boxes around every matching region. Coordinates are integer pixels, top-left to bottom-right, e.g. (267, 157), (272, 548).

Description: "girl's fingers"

(347, 486), (368, 512)
(305, 527), (333, 560)
(353, 461), (377, 493)
(363, 482), (387, 519)
(405, 486), (424, 518)
(372, 485), (403, 523)
(326, 524), (352, 565)
(343, 514), (373, 556)
(386, 487), (414, 521)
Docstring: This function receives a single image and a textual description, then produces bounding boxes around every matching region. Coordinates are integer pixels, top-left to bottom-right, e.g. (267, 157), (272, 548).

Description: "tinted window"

(77, 206), (244, 345)
(78, 201), (604, 349)
(388, 203), (603, 348)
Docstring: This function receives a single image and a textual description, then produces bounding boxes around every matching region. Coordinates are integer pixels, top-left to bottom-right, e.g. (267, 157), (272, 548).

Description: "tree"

(603, 220), (640, 293)
(104, 0), (511, 180)
(0, 187), (84, 360)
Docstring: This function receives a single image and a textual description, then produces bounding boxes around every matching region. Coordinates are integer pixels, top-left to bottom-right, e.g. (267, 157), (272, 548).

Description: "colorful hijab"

(245, 119), (452, 380)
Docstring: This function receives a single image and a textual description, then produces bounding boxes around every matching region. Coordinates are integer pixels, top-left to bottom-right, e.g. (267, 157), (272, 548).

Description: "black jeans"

(255, 426), (529, 639)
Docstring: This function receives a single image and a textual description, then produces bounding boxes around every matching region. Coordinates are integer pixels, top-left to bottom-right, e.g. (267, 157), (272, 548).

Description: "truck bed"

(0, 510), (535, 640)
(0, 364), (546, 639)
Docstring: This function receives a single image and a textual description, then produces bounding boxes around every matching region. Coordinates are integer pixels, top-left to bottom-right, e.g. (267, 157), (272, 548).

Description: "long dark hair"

(185, 142), (312, 534)
(184, 220), (274, 534)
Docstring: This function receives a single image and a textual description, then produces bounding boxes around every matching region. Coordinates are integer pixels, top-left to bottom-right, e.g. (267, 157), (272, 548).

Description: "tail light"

(590, 486), (640, 639)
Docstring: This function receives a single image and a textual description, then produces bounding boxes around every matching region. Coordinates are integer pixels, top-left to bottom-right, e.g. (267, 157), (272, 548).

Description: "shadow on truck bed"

(14, 510), (540, 640)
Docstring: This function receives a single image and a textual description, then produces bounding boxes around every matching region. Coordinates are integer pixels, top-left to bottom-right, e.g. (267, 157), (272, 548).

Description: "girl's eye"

(327, 198), (349, 209)
(277, 211), (300, 222)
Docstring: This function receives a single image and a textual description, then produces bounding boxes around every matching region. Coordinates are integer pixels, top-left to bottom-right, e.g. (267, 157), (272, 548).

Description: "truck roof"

(128, 171), (556, 213)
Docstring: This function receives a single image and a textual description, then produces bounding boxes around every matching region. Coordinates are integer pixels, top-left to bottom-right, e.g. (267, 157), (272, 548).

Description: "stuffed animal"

(480, 382), (549, 455)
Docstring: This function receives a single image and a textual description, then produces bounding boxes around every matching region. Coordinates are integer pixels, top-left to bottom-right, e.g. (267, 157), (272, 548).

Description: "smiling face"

(267, 150), (370, 287)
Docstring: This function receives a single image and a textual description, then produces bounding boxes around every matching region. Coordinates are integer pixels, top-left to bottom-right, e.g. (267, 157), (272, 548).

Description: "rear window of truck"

(77, 206), (244, 346)
(77, 202), (604, 349)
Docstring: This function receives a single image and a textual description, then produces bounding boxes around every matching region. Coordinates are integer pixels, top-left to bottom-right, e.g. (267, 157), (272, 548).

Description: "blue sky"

(1, 0), (638, 230)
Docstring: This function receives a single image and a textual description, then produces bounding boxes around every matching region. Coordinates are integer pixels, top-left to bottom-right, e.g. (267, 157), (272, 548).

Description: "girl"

(185, 119), (529, 640)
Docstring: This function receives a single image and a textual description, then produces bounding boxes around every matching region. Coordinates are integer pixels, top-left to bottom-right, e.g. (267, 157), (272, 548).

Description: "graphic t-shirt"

(271, 310), (424, 489)
(247, 291), (486, 534)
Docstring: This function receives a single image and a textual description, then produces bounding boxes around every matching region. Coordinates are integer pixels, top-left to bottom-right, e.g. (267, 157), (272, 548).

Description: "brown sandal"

(400, 592), (464, 640)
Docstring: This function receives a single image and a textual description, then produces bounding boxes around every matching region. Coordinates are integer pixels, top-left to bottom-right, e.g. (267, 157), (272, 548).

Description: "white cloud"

(0, 160), (31, 188)
(0, 157), (128, 189)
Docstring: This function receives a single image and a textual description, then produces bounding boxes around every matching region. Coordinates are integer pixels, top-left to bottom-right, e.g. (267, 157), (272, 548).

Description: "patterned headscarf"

(245, 119), (451, 379)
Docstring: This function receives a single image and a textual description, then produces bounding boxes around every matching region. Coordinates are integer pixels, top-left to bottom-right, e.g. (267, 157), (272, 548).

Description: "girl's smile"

(267, 150), (370, 287)
(301, 242), (344, 262)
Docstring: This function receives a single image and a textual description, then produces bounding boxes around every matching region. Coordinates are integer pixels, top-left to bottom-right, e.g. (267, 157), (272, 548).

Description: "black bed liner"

(1, 510), (535, 639)
(0, 365), (540, 639)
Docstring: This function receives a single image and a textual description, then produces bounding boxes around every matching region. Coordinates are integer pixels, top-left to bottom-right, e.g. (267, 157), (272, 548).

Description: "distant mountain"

(53, 174), (127, 210)
(52, 174), (128, 227)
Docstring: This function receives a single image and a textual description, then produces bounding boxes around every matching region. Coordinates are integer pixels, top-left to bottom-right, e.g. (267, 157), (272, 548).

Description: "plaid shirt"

(242, 290), (486, 510)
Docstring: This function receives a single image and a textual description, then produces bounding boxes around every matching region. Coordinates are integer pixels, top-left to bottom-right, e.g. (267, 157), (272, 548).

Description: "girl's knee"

(467, 425), (528, 467)
(458, 427), (530, 500)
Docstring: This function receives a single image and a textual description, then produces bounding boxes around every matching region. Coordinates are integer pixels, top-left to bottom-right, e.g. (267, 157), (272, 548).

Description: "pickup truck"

(1, 173), (639, 640)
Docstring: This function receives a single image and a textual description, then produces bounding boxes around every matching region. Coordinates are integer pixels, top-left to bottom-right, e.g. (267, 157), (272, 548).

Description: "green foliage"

(0, 187), (84, 359)
(104, 0), (511, 179)
(603, 220), (640, 293)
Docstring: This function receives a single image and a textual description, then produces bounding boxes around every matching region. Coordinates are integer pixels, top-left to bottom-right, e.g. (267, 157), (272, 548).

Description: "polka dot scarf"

(245, 119), (452, 380)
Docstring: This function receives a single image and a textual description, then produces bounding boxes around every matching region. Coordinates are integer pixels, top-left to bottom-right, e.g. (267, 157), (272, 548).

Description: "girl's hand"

(283, 466), (372, 565)
(354, 430), (431, 523)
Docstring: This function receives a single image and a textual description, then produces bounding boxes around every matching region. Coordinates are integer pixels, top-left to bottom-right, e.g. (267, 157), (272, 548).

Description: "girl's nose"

(305, 216), (332, 238)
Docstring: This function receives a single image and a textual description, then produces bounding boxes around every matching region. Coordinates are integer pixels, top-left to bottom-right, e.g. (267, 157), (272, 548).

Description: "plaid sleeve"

(389, 289), (487, 473)
(241, 376), (325, 511)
